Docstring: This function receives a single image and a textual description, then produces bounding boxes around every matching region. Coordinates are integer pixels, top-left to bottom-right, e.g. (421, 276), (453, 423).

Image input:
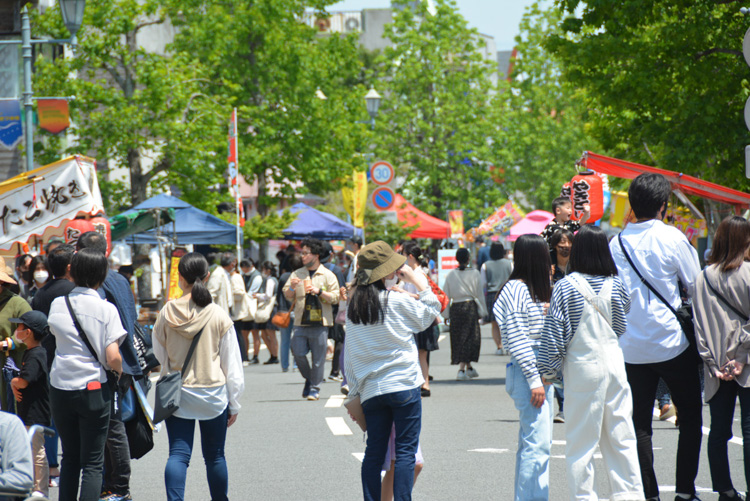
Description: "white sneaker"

(467, 367), (479, 378)
(456, 370), (470, 381)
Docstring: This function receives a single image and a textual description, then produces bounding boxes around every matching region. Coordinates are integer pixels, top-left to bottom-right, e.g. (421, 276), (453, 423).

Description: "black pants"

(103, 417), (131, 494)
(50, 384), (111, 501)
(625, 348), (703, 499)
(233, 320), (248, 362)
(707, 379), (750, 493)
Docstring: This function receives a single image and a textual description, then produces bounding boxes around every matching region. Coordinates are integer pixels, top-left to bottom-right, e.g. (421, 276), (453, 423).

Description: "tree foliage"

(372, 0), (505, 222)
(495, 2), (603, 210)
(548, 0), (750, 190)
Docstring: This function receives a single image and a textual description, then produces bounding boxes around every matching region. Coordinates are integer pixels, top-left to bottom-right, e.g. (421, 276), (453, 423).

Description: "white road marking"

(326, 416), (353, 436)
(438, 334), (446, 343)
(325, 395), (345, 408)
(352, 452), (365, 462)
(552, 440), (566, 446)
(468, 448), (509, 454)
(652, 408), (743, 446)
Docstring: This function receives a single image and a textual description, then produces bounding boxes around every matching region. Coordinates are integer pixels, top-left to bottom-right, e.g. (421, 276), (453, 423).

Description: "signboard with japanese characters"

(0, 155), (104, 251)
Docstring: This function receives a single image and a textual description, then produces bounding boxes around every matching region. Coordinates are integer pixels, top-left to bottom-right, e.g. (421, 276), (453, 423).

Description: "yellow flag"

(343, 171), (368, 228)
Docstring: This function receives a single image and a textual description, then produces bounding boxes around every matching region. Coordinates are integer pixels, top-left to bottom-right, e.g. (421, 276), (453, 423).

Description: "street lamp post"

(0, 0), (86, 173)
(364, 86), (381, 129)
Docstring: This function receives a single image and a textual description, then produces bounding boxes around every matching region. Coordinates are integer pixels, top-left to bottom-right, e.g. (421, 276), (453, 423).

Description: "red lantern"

(570, 170), (604, 222)
(64, 219), (94, 248)
(560, 182), (571, 199)
(90, 215), (112, 256)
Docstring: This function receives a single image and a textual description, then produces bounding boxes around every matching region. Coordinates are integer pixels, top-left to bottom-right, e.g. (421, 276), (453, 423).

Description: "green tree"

(548, 0), (750, 190)
(496, 2), (603, 211)
(372, 0), (505, 222)
(32, 0), (227, 213)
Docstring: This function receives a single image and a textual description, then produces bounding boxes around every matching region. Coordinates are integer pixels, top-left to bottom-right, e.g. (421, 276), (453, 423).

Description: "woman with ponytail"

(152, 252), (245, 501)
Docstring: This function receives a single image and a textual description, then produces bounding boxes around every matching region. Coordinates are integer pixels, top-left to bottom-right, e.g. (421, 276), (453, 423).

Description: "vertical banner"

(342, 171), (368, 228)
(38, 99), (70, 134)
(0, 99), (23, 150)
(228, 108), (242, 259)
(167, 248), (187, 301)
(448, 210), (464, 237)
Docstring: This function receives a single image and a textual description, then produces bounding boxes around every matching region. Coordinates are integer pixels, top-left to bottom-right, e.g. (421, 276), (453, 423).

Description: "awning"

(109, 208), (175, 241)
(381, 194), (451, 240)
(281, 203), (361, 240)
(581, 151), (750, 207)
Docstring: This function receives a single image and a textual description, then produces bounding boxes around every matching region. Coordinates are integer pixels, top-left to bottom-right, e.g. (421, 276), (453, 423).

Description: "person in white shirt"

(345, 236), (363, 284)
(206, 253), (234, 319)
(608, 172), (702, 501)
(344, 241), (440, 501)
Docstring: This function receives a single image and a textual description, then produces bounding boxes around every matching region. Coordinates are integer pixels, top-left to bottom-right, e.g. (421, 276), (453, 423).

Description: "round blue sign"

(372, 187), (395, 210)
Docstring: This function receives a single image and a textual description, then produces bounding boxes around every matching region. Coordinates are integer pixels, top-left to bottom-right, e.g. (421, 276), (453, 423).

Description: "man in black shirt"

(9, 310), (50, 497)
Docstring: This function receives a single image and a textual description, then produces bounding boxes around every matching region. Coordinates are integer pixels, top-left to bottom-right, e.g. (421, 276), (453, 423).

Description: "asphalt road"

(48, 324), (743, 500)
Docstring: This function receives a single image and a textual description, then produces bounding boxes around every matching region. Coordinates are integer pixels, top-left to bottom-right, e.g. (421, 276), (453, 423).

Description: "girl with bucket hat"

(344, 241), (441, 501)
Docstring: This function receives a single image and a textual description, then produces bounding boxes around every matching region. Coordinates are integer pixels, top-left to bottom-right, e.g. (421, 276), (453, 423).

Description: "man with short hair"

(77, 231), (140, 501)
(609, 173), (702, 501)
(282, 238), (340, 401)
(207, 252), (235, 318)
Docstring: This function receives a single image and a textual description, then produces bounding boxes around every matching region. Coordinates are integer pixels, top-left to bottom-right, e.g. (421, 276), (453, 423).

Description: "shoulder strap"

(566, 274), (612, 327)
(181, 326), (205, 376)
(65, 294), (105, 367)
(618, 233), (679, 317)
(703, 270), (749, 322)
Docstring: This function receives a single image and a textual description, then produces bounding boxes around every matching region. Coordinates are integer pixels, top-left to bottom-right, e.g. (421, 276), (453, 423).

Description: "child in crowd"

(540, 196), (590, 245)
(380, 423), (424, 501)
(9, 310), (51, 499)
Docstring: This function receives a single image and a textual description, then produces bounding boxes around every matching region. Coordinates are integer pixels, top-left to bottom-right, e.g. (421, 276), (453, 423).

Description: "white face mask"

(33, 271), (49, 283)
(384, 276), (398, 289)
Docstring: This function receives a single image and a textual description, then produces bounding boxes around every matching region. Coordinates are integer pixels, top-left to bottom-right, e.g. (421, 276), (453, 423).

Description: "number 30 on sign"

(370, 161), (394, 186)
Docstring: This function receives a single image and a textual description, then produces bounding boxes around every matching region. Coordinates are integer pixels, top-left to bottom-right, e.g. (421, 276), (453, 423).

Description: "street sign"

(370, 160), (394, 186)
(0, 100), (23, 150)
(743, 27), (750, 68)
(745, 145), (750, 179)
(372, 186), (395, 210)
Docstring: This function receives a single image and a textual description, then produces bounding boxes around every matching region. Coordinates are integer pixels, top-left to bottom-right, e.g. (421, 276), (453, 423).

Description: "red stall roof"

(381, 194), (451, 240)
(581, 151), (750, 208)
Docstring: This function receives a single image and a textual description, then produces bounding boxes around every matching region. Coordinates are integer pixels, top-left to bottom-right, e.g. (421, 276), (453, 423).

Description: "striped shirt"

(344, 289), (440, 403)
(493, 280), (547, 389)
(538, 274), (630, 379)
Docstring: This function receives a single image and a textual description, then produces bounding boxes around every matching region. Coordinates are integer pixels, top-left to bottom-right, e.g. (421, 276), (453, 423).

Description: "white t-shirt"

(48, 287), (127, 391)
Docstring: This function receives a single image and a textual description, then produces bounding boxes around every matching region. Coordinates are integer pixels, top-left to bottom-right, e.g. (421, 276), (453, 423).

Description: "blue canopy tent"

(281, 203), (362, 240)
(119, 194), (241, 245)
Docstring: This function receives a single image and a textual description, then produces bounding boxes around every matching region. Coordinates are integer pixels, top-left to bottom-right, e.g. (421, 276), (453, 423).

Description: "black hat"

(320, 242), (334, 263)
(349, 235), (363, 246)
(9, 311), (48, 337)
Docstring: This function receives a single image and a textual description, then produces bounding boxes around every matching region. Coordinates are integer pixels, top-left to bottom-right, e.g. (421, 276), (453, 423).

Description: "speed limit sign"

(370, 161), (394, 186)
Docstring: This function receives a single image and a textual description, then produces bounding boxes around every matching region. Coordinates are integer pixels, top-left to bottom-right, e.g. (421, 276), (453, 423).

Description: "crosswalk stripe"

(652, 408), (743, 446)
(325, 396), (345, 408)
(326, 416), (353, 436)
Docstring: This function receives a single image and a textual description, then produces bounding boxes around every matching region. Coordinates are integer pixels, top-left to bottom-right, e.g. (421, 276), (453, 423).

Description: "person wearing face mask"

(14, 254), (33, 300)
(26, 256), (51, 304)
(0, 267), (32, 412)
(550, 229), (574, 285)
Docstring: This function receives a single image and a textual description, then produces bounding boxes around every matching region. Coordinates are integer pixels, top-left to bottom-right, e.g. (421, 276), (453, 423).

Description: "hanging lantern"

(560, 182), (571, 199)
(570, 170), (604, 222)
(64, 218), (94, 247)
(90, 214), (112, 256)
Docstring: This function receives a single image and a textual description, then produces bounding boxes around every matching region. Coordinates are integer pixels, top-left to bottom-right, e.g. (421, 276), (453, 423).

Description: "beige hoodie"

(153, 294), (233, 388)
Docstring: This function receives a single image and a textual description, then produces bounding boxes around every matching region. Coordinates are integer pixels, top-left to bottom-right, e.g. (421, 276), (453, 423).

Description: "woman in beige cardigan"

(693, 215), (750, 501)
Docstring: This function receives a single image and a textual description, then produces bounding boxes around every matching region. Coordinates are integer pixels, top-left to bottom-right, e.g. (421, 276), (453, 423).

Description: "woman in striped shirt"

(493, 234), (553, 501)
(344, 241), (440, 501)
(538, 225), (642, 500)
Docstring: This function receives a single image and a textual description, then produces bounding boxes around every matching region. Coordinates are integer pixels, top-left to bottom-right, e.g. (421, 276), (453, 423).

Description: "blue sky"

(326, 0), (542, 51)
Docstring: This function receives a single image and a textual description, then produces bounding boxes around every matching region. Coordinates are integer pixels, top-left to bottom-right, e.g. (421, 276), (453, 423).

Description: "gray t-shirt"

(484, 259), (513, 292)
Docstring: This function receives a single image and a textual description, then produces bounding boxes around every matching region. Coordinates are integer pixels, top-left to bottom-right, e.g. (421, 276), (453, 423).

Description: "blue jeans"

(279, 318), (294, 370)
(164, 408), (228, 501)
(361, 387), (421, 501)
(505, 359), (553, 501)
(707, 379), (750, 493)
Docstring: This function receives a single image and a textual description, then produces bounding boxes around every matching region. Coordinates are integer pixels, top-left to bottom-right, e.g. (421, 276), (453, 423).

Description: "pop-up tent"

(380, 194), (451, 240)
(281, 203), (362, 240)
(508, 210), (555, 241)
(119, 194), (240, 245)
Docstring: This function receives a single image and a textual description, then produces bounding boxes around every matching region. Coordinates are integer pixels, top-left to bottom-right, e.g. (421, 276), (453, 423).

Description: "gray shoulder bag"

(153, 327), (205, 424)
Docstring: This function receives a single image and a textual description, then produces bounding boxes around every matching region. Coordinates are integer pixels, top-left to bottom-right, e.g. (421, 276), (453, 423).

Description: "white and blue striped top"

(493, 280), (547, 390)
(344, 289), (440, 403)
(538, 274), (630, 379)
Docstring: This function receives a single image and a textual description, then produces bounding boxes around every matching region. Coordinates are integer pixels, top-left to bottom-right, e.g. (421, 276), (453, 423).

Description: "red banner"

(38, 99), (70, 134)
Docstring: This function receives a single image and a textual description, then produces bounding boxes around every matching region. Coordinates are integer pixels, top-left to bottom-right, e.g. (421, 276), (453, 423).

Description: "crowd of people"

(0, 171), (748, 501)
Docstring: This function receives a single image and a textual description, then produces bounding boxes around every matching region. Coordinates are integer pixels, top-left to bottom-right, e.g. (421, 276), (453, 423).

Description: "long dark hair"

(178, 252), (212, 307)
(503, 234), (551, 303)
(347, 281), (389, 325)
(569, 225), (618, 277)
(261, 261), (277, 278)
(708, 216), (750, 272)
